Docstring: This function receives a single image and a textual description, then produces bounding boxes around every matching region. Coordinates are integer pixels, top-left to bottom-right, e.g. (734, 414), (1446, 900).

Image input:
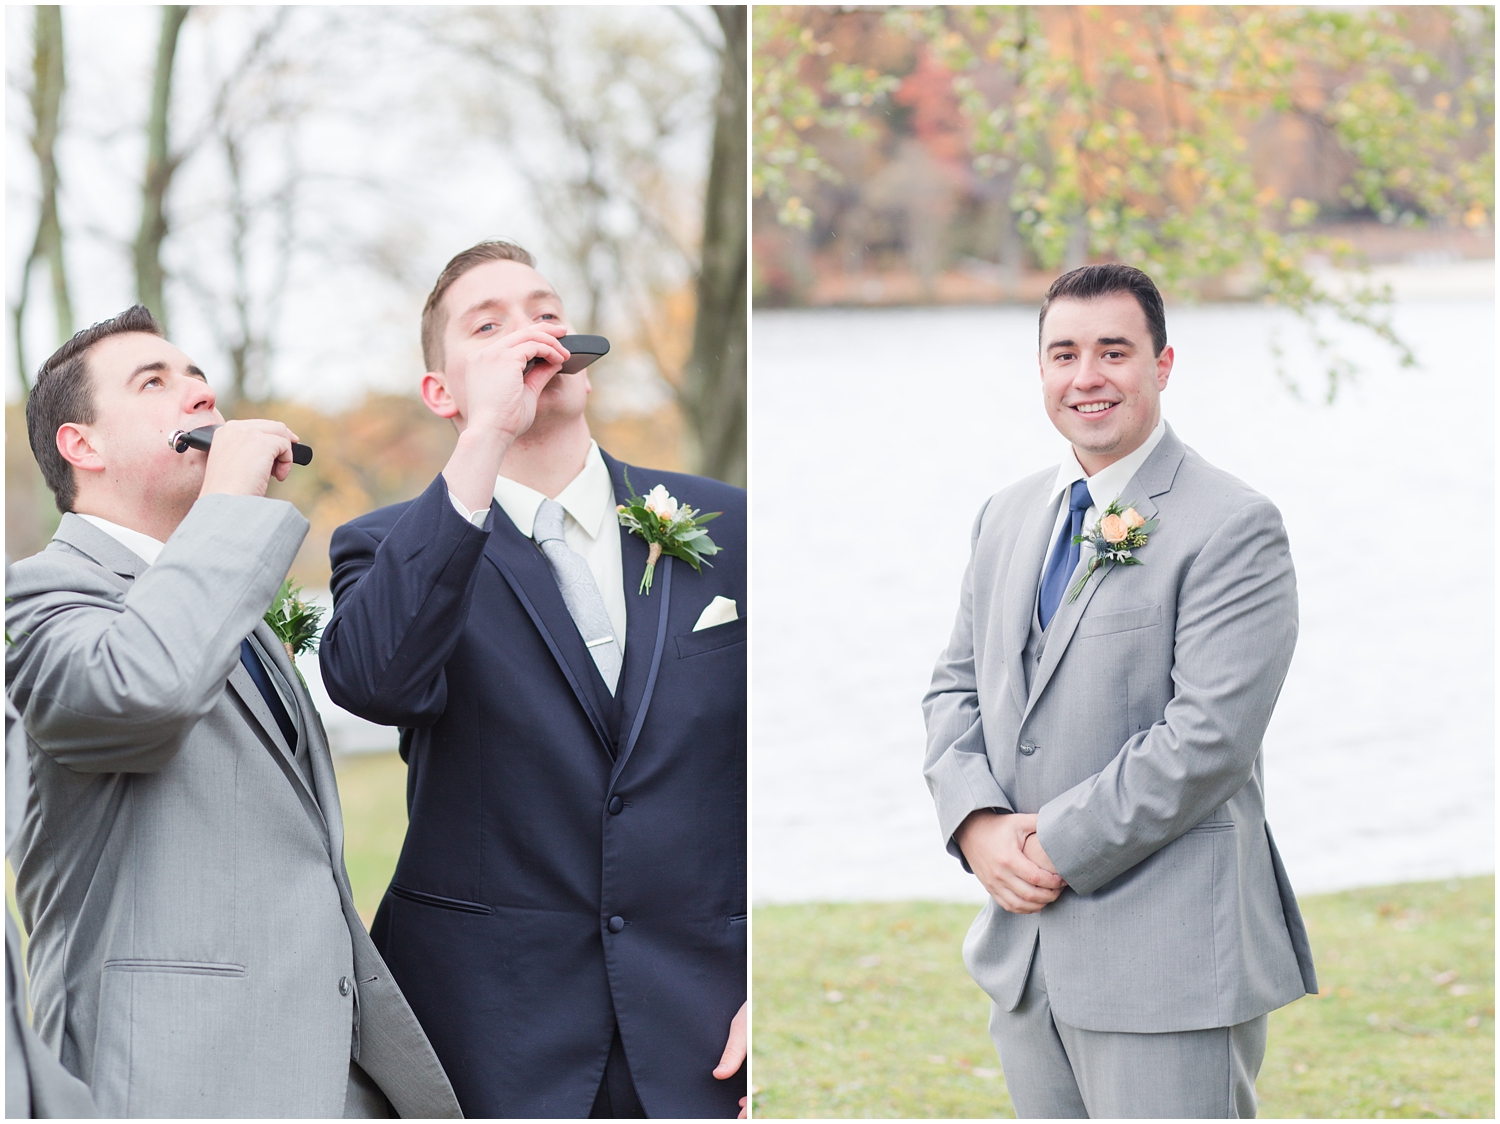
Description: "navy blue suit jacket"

(320, 451), (746, 1118)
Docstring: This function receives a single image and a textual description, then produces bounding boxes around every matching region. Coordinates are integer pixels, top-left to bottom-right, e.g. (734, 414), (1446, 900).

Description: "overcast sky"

(6, 5), (717, 411)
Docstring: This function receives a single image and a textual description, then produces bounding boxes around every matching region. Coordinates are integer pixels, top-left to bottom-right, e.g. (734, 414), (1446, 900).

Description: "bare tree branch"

(11, 5), (71, 397)
(134, 5), (190, 328)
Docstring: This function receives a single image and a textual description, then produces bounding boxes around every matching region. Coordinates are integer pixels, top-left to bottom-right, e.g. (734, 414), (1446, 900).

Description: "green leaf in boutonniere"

(616, 470), (722, 595)
(264, 579), (326, 682)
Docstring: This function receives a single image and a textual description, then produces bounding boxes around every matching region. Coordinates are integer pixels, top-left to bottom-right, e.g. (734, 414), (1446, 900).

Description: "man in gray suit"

(923, 264), (1317, 1118)
(5, 306), (461, 1118)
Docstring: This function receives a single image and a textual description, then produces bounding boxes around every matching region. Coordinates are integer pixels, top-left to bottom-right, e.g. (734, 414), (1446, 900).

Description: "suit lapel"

(229, 626), (332, 848)
(1021, 541), (1114, 724)
(1021, 430), (1185, 723)
(1004, 483), (1062, 715)
(480, 508), (616, 755)
(226, 629), (296, 759)
(227, 660), (286, 755)
(605, 453), (675, 793)
(264, 632), (344, 861)
(252, 622), (328, 814)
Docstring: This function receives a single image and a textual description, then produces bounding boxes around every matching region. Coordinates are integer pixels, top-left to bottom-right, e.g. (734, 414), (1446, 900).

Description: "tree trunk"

(35, 8), (71, 349)
(134, 5), (190, 330)
(12, 6), (71, 398)
(679, 5), (747, 487)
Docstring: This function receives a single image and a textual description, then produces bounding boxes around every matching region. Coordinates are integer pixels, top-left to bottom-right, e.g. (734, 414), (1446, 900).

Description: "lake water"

(751, 292), (1494, 902)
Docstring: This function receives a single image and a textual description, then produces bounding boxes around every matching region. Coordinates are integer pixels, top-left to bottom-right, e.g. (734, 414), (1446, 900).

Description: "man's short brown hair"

(26, 305), (164, 513)
(1039, 263), (1168, 357)
(420, 240), (536, 371)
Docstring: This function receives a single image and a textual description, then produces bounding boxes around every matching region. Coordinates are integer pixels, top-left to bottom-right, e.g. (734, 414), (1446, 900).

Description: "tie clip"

(585, 636), (615, 648)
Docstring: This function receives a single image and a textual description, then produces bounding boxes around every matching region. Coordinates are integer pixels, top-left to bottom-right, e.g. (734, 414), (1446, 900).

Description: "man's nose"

(1074, 356), (1107, 387)
(185, 379), (216, 415)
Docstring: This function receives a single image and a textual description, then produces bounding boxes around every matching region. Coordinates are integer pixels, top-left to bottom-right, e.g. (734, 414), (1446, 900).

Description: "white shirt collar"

(1046, 419), (1168, 511)
(75, 514), (166, 566)
(492, 440), (614, 540)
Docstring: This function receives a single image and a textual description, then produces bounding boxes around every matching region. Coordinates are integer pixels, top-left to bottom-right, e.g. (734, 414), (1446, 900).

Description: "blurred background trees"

(752, 5), (1494, 393)
(7, 4), (747, 574)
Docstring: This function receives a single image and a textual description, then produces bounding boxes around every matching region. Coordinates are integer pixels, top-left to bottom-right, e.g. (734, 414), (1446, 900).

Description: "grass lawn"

(333, 749), (411, 925)
(751, 877), (1494, 1118)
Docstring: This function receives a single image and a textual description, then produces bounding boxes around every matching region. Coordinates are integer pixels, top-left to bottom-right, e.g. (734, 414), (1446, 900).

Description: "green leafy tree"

(754, 6), (1495, 398)
(753, 7), (900, 228)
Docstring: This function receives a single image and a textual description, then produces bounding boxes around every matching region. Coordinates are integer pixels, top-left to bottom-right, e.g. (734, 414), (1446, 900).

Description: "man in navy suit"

(319, 241), (746, 1119)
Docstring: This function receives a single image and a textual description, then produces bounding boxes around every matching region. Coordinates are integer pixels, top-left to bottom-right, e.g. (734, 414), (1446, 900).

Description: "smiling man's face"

(1039, 291), (1174, 475)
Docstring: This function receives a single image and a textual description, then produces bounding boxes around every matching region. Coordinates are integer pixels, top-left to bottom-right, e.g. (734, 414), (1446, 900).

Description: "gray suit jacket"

(5, 498), (459, 1118)
(923, 424), (1317, 1034)
(8, 685), (97, 1118)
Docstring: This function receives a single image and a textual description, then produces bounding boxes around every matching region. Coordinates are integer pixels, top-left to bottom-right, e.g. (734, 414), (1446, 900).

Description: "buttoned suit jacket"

(4, 499), (460, 1118)
(923, 424), (1318, 1034)
(319, 451), (747, 1119)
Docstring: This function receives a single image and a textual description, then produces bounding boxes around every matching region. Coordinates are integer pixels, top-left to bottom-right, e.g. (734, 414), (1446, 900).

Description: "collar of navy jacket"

(477, 449), (673, 796)
(1001, 423), (1188, 723)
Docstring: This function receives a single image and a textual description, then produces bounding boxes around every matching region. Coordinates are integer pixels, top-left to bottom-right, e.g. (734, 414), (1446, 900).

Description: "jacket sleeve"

(1036, 500), (1299, 895)
(921, 495), (1015, 868)
(4, 495), (307, 773)
(318, 474), (494, 728)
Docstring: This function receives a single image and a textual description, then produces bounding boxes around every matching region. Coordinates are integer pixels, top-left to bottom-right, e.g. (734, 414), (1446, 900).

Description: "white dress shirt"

(450, 440), (627, 656)
(75, 514), (165, 567)
(1039, 419), (1168, 576)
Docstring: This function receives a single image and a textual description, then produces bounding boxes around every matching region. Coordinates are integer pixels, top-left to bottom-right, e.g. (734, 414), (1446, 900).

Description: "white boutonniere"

(1067, 499), (1159, 603)
(616, 473), (722, 595)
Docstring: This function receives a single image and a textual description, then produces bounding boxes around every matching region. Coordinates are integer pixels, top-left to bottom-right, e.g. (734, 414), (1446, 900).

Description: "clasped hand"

(955, 810), (1066, 914)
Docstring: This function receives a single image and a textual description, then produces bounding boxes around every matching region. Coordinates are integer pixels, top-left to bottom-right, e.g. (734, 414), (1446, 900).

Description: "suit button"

(608, 796), (623, 815)
(339, 976), (351, 997)
(1018, 743), (1037, 756)
(608, 916), (625, 934)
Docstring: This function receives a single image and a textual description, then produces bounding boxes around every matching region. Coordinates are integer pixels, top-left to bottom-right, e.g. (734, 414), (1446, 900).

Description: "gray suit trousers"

(991, 940), (1267, 1119)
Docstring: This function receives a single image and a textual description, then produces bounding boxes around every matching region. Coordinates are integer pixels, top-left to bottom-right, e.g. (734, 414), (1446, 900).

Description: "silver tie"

(533, 498), (622, 694)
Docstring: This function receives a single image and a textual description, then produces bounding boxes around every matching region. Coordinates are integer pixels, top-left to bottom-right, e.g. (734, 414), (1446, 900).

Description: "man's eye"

(477, 323), (496, 333)
(143, 376), (163, 388)
(538, 313), (558, 321)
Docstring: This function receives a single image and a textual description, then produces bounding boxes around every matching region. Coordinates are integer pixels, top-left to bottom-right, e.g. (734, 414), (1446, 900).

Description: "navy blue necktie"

(240, 638), (299, 751)
(1038, 479), (1095, 631)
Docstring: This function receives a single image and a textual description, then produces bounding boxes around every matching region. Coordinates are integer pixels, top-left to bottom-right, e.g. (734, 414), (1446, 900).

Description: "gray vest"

(1023, 584), (1053, 698)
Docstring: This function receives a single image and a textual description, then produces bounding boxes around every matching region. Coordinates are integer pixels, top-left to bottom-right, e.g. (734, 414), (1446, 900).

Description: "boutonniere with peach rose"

(616, 472), (721, 595)
(1066, 499), (1159, 603)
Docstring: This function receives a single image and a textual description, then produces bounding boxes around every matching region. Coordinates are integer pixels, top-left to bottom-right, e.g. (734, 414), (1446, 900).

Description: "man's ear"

(56, 423), (105, 473)
(1155, 345), (1175, 391)
(420, 371), (459, 420)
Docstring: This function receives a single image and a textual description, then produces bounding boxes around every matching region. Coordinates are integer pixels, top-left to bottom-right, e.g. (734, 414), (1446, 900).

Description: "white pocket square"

(693, 596), (738, 632)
